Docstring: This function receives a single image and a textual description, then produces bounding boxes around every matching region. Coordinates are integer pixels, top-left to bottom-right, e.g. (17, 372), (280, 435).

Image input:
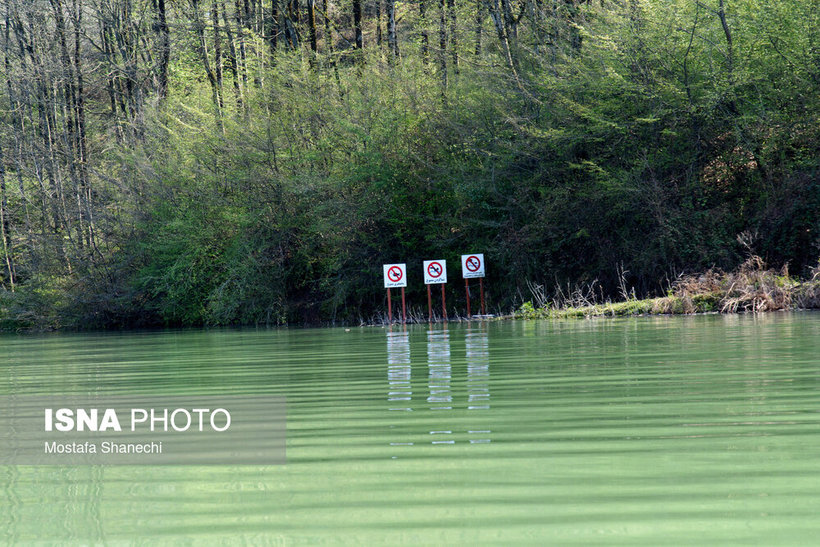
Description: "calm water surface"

(2, 313), (820, 544)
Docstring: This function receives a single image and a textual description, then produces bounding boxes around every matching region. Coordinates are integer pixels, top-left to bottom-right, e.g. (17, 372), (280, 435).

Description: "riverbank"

(516, 257), (820, 320)
(2, 257), (818, 331)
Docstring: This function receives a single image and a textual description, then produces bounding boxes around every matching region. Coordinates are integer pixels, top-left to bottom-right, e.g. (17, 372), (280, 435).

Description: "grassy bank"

(2, 256), (818, 331)
(516, 257), (820, 320)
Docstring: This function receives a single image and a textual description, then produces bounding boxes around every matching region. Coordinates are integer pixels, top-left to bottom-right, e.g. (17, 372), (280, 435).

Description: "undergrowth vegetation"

(0, 1), (817, 330)
(518, 257), (820, 319)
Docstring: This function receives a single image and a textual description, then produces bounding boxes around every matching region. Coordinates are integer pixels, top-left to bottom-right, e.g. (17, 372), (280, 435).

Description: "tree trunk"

(307, 0), (317, 65)
(439, 0), (447, 89)
(488, 0), (516, 72)
(420, 0), (429, 63)
(285, 0), (299, 49)
(353, 0), (363, 51)
(387, 0), (398, 60)
(376, 0), (383, 48)
(154, 0), (171, 100)
(100, 22), (119, 121)
(718, 0), (733, 77)
(269, 0), (279, 53)
(212, 0), (225, 109)
(474, 0), (482, 56)
(322, 0), (343, 97)
(233, 0), (249, 88)
(220, 0), (244, 109)
(72, 0), (93, 252)
(448, 0), (457, 73)
(3, 10), (33, 261)
(191, 0), (223, 121)
(0, 139), (16, 289)
(290, 0), (300, 25)
(501, 0), (515, 41)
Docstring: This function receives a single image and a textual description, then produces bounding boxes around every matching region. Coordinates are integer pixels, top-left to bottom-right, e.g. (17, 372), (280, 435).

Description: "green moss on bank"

(516, 295), (720, 319)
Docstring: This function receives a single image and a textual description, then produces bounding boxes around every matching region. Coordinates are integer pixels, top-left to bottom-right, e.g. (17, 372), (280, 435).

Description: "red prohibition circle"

(427, 261), (443, 278)
(388, 266), (403, 282)
(465, 255), (481, 272)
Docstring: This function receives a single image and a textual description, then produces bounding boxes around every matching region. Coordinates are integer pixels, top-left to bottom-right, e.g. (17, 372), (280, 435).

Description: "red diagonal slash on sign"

(388, 265), (403, 282)
(427, 261), (443, 278)
(466, 255), (481, 272)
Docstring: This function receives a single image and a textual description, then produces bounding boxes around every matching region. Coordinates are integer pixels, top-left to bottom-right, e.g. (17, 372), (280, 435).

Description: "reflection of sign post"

(461, 254), (486, 317)
(383, 264), (407, 323)
(423, 260), (448, 322)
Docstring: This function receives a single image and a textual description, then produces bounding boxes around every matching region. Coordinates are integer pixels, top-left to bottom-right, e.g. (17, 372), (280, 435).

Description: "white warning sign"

(423, 260), (447, 284)
(383, 263), (407, 288)
(461, 254), (485, 279)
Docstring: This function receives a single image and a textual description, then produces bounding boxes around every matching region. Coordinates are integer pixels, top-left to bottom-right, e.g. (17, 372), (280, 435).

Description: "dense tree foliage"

(0, 0), (817, 328)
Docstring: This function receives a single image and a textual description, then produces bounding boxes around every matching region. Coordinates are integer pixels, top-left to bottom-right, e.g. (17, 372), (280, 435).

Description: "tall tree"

(221, 0), (244, 108)
(420, 0), (429, 63)
(386, 0), (398, 60)
(307, 0), (317, 65)
(439, 0), (447, 88)
(376, 0), (383, 48)
(190, 0), (224, 121)
(353, 0), (363, 51)
(0, 139), (15, 289)
(474, 0), (482, 56)
(448, 0), (457, 72)
(152, 0), (171, 99)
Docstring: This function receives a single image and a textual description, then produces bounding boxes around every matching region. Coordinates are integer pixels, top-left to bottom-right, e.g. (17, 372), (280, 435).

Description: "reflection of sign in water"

(383, 263), (407, 288)
(466, 330), (490, 410)
(387, 330), (415, 452)
(427, 328), (452, 410)
(387, 330), (412, 412)
(423, 260), (447, 284)
(466, 327), (491, 444)
(387, 328), (491, 452)
(427, 327), (453, 444)
(461, 253), (485, 279)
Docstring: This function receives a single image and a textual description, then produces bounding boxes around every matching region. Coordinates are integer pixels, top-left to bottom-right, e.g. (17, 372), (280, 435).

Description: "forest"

(0, 0), (816, 328)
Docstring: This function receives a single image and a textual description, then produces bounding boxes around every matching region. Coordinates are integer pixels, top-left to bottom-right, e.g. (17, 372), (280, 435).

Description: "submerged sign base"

(0, 395), (286, 465)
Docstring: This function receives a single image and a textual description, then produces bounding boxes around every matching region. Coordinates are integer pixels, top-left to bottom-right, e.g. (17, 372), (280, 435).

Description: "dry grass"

(671, 256), (796, 313)
(519, 256), (820, 319)
(795, 263), (820, 309)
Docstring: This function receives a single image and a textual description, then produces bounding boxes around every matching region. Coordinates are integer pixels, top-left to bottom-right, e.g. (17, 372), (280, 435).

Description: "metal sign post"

(427, 285), (432, 322)
(461, 254), (486, 318)
(441, 284), (447, 320)
(401, 287), (406, 323)
(383, 263), (407, 324)
(465, 279), (471, 318)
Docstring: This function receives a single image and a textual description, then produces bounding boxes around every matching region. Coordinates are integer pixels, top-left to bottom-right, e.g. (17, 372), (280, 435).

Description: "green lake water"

(2, 313), (820, 544)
